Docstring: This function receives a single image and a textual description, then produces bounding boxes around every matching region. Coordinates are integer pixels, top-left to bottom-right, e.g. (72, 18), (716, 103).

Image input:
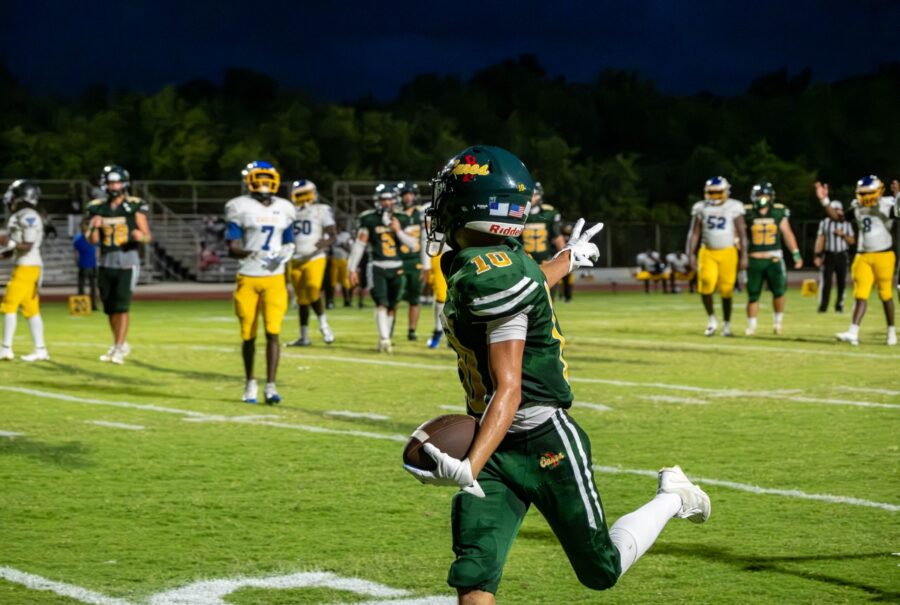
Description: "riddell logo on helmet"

(489, 224), (523, 236)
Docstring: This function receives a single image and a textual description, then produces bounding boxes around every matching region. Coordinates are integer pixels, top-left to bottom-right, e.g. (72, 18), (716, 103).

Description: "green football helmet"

(750, 182), (775, 210)
(426, 145), (534, 254)
(100, 164), (131, 199)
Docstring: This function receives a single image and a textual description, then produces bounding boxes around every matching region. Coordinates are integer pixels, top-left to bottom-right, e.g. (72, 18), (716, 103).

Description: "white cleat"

(110, 348), (126, 365)
(721, 324), (733, 337)
(0, 347), (14, 361)
(321, 325), (335, 345)
(99, 345), (116, 362)
(744, 325), (756, 336)
(704, 322), (718, 337)
(100, 343), (130, 362)
(773, 324), (783, 336)
(264, 383), (281, 405)
(377, 338), (393, 354)
(888, 332), (897, 346)
(835, 331), (859, 346)
(658, 465), (711, 524)
(286, 336), (311, 347)
(242, 379), (258, 404)
(21, 348), (50, 362)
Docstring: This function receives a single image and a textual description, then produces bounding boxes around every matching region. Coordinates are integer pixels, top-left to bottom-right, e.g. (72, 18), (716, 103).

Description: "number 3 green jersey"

(442, 237), (573, 417)
(744, 203), (789, 254)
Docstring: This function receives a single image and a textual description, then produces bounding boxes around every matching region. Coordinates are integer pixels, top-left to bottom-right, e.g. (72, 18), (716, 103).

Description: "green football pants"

(747, 256), (786, 302)
(448, 409), (621, 594)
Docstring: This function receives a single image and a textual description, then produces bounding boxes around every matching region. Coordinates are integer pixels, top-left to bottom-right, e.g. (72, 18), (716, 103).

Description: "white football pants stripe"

(551, 409), (596, 530)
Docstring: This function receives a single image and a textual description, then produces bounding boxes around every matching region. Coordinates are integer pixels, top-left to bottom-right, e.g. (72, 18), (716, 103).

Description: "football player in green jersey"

(743, 182), (803, 336)
(405, 146), (710, 603)
(348, 184), (417, 353)
(87, 165), (152, 364)
(397, 181), (425, 341)
(520, 181), (564, 262)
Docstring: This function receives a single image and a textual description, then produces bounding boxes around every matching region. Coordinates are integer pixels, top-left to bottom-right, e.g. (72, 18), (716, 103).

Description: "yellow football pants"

(852, 251), (896, 301)
(330, 258), (351, 291)
(697, 246), (738, 298)
(1, 265), (41, 318)
(234, 274), (288, 340)
(289, 257), (327, 306)
(431, 253), (448, 303)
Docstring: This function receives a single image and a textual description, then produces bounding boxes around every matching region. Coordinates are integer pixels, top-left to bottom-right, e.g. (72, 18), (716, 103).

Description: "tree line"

(1, 56), (898, 222)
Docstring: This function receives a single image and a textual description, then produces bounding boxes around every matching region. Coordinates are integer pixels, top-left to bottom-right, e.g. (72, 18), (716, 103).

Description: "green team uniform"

(442, 238), (620, 594)
(744, 203), (789, 302)
(87, 196), (148, 314)
(357, 209), (411, 309)
(520, 204), (561, 262)
(399, 206), (424, 304)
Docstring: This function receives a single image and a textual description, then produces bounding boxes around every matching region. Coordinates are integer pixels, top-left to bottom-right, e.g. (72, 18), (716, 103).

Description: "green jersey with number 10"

(442, 237), (573, 417)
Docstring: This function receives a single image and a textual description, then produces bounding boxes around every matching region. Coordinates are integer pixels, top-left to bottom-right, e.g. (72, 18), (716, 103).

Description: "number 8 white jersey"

(225, 195), (297, 277)
(691, 199), (745, 249)
(292, 203), (335, 261)
(851, 197), (896, 252)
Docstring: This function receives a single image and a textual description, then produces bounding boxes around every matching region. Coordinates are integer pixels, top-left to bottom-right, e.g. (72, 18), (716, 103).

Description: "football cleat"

(21, 348), (50, 362)
(99, 345), (116, 362)
(744, 325), (756, 336)
(377, 338), (393, 354)
(264, 383), (281, 405)
(704, 319), (718, 337)
(658, 465), (711, 524)
(243, 379), (258, 404)
(286, 336), (312, 347)
(887, 332), (897, 346)
(0, 347), (13, 361)
(835, 331), (859, 346)
(407, 330), (418, 341)
(773, 324), (783, 336)
(427, 330), (444, 349)
(721, 324), (733, 337)
(321, 326), (335, 344)
(110, 349), (126, 365)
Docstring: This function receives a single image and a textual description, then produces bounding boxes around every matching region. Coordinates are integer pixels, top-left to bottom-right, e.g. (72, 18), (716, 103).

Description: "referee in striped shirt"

(814, 200), (855, 313)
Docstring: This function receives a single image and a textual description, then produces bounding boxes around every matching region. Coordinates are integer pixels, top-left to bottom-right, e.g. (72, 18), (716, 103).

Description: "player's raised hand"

(349, 271), (359, 287)
(814, 182), (829, 201)
(555, 218), (604, 273)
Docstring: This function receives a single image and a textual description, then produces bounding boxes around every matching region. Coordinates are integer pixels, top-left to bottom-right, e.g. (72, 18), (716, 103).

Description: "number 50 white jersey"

(691, 199), (745, 249)
(292, 203), (336, 261)
(225, 195), (297, 277)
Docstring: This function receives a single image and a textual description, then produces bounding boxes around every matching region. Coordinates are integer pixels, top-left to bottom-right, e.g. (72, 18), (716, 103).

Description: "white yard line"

(573, 401), (614, 412)
(836, 386), (900, 396)
(0, 386), (208, 417)
(282, 353), (450, 371)
(438, 405), (465, 412)
(639, 395), (707, 405)
(0, 430), (24, 437)
(593, 466), (900, 512)
(0, 567), (132, 605)
(325, 410), (390, 421)
(571, 335), (900, 360)
(85, 421), (145, 431)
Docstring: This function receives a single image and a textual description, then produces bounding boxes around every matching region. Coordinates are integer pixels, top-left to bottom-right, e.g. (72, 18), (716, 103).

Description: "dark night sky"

(4, 0), (899, 101)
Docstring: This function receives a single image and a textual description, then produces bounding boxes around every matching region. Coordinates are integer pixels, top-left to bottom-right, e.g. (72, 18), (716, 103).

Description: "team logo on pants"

(539, 452), (566, 469)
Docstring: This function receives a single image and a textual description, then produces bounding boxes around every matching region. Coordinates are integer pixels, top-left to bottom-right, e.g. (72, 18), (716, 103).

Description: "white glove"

(404, 443), (485, 498)
(555, 218), (604, 273)
(255, 243), (295, 271)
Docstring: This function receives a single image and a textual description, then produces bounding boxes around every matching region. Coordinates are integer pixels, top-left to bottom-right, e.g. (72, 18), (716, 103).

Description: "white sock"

(609, 492), (681, 576)
(318, 313), (330, 330)
(848, 324), (860, 336)
(2, 313), (16, 348)
(375, 308), (390, 340)
(301, 325), (309, 340)
(707, 314), (717, 325)
(723, 321), (731, 330)
(773, 312), (784, 325)
(434, 302), (445, 332)
(747, 317), (758, 330)
(28, 315), (46, 349)
(889, 326), (896, 337)
(265, 381), (277, 393)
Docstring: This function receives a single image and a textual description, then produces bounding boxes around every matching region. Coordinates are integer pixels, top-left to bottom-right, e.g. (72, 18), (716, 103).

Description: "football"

(402, 414), (477, 471)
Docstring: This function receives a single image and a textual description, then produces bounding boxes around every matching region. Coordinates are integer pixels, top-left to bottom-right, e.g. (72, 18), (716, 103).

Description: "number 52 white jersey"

(691, 199), (745, 249)
(225, 195), (297, 277)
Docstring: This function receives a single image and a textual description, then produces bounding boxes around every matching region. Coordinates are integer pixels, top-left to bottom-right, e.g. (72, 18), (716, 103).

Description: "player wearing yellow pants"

(330, 257), (350, 294)
(686, 177), (748, 337)
(289, 257), (327, 306)
(234, 274), (290, 341)
(425, 250), (448, 348)
(820, 176), (897, 346)
(1, 180), (49, 362)
(225, 161), (297, 404)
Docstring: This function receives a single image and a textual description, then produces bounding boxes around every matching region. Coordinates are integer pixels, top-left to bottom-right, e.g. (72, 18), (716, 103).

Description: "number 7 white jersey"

(851, 197), (896, 252)
(225, 195), (297, 277)
(691, 199), (745, 249)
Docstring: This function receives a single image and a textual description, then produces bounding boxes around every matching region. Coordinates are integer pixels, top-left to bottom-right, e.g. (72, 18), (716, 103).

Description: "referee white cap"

(829, 200), (843, 210)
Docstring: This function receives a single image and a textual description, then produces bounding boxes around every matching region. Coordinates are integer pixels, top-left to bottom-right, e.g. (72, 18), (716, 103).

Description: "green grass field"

(0, 291), (897, 604)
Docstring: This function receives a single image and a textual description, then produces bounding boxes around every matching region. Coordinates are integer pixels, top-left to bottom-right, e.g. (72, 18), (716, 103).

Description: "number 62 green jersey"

(442, 237), (573, 416)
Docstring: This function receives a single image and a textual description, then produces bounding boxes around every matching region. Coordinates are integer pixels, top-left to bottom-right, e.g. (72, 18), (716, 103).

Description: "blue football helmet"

(855, 175), (883, 207)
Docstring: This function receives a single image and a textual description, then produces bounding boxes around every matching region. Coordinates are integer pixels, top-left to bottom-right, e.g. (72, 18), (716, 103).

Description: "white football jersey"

(291, 203), (335, 261)
(7, 207), (43, 266)
(225, 195), (296, 277)
(692, 199), (745, 249)
(851, 197), (896, 252)
(666, 252), (690, 273)
(332, 231), (351, 260)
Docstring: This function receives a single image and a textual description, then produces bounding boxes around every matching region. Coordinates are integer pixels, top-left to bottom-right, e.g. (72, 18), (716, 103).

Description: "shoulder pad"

(541, 204), (555, 211)
(126, 195), (144, 204)
(773, 203), (785, 209)
(87, 199), (105, 207)
(359, 209), (376, 218)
